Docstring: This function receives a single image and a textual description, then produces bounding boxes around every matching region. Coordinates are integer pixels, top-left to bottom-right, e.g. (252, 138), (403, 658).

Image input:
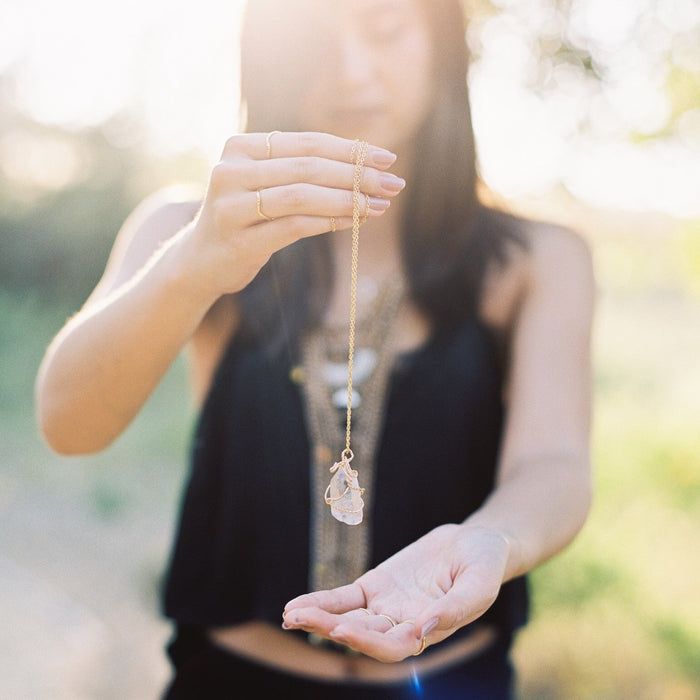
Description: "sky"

(2, 0), (699, 217)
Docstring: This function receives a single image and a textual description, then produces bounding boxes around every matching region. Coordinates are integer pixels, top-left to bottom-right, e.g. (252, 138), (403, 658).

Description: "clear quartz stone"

(327, 462), (364, 525)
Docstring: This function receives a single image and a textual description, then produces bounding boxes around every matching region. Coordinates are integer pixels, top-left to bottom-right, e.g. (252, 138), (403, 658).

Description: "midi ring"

(256, 190), (274, 221)
(330, 216), (336, 233)
(413, 636), (428, 656)
(378, 614), (397, 628)
(266, 130), (281, 159)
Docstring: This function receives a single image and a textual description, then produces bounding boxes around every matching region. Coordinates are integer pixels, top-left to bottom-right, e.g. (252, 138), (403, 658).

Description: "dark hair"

(237, 0), (525, 353)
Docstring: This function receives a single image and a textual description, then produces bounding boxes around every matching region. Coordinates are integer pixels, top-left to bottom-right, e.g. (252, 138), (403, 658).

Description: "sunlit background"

(1, 0), (698, 698)
(2, 0), (699, 212)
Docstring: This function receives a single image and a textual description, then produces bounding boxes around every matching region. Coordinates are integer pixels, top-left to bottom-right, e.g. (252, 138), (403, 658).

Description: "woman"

(36, 0), (594, 697)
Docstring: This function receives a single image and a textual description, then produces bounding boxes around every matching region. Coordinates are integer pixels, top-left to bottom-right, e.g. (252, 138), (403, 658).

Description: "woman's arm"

(35, 189), (214, 454)
(36, 133), (403, 455)
(466, 222), (595, 580)
(282, 223), (595, 661)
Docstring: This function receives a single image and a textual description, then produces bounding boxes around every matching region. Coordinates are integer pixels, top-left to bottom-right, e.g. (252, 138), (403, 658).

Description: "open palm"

(282, 524), (511, 662)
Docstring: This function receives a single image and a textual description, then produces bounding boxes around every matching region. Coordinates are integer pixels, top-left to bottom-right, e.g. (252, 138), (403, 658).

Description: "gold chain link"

(344, 139), (369, 457)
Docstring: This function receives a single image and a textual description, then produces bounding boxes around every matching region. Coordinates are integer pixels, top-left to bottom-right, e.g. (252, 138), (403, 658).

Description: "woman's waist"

(208, 619), (497, 684)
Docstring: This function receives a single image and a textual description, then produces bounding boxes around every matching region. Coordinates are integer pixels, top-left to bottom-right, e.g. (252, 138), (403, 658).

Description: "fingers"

(285, 608), (401, 635)
(412, 570), (501, 643)
(196, 130), (403, 295)
(223, 131), (398, 170)
(328, 621), (423, 663)
(211, 153), (403, 203)
(209, 131), (405, 230)
(284, 582), (366, 615)
(282, 605), (422, 663)
(253, 186), (390, 225)
(246, 157), (406, 199)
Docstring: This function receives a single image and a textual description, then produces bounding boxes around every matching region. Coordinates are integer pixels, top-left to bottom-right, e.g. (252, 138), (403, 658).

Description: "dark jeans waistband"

(163, 625), (515, 700)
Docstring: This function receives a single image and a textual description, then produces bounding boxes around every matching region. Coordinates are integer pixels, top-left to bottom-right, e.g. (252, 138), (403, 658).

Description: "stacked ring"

(377, 614), (397, 628)
(266, 130), (281, 159)
(413, 637), (428, 656)
(256, 190), (274, 221)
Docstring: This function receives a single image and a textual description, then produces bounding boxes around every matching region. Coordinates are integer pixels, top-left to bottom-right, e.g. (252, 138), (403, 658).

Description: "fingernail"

(368, 196), (391, 213)
(370, 149), (397, 167)
(329, 630), (348, 643)
(281, 622), (291, 630)
(421, 617), (439, 637)
(379, 173), (406, 194)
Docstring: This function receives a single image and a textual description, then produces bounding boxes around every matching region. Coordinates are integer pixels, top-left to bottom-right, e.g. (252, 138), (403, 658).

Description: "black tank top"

(162, 315), (527, 639)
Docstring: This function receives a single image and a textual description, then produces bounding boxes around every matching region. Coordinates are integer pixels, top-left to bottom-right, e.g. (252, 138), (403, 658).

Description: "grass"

(1, 201), (699, 698)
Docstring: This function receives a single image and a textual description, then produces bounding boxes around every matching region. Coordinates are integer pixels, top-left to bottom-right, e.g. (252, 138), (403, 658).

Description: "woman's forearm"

(463, 454), (593, 582)
(36, 230), (215, 455)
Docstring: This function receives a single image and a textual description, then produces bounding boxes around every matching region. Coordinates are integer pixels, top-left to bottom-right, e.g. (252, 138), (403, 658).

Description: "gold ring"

(266, 130), (281, 159)
(359, 608), (372, 616)
(330, 216), (336, 233)
(412, 636), (428, 656)
(378, 614), (397, 628)
(256, 190), (274, 221)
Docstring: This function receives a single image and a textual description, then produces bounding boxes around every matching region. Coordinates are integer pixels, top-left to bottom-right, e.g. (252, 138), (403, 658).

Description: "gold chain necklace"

(323, 139), (369, 525)
(302, 273), (405, 590)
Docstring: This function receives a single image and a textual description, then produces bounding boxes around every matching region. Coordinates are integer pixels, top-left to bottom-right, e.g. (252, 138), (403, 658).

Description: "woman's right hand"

(180, 131), (405, 300)
(35, 132), (403, 455)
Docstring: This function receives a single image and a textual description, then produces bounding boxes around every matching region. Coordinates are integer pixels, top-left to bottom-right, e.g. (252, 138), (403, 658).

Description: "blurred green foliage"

(0, 123), (140, 304)
(0, 98), (207, 306)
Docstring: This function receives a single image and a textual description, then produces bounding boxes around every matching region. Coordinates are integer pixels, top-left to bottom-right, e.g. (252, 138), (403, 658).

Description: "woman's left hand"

(282, 523), (514, 662)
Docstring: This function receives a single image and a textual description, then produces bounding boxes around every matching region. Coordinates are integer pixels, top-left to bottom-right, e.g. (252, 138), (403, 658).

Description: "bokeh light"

(2, 0), (698, 214)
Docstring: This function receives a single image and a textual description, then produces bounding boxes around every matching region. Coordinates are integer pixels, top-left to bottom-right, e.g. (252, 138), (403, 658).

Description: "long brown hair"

(237, 0), (525, 353)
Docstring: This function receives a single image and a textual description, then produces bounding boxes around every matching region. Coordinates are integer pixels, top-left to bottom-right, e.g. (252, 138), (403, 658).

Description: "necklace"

(296, 138), (406, 588)
(299, 273), (406, 590)
(323, 139), (369, 525)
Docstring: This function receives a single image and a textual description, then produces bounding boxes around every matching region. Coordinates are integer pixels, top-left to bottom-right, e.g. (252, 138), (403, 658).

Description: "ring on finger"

(266, 130), (281, 159)
(377, 614), (397, 628)
(330, 216), (336, 233)
(256, 190), (274, 221)
(413, 636), (428, 656)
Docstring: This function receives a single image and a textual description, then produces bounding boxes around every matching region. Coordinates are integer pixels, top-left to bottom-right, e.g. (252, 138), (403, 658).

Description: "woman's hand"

(180, 131), (405, 300)
(282, 524), (514, 663)
(35, 131), (403, 455)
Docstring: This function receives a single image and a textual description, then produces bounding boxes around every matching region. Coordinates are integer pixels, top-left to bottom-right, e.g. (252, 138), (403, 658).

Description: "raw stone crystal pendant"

(324, 453), (364, 525)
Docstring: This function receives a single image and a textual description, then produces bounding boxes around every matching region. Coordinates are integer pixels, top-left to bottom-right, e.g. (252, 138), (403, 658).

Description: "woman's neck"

(331, 203), (402, 281)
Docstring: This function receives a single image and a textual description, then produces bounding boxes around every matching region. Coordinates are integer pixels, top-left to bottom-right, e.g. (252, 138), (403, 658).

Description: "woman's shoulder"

(121, 184), (204, 252)
(520, 218), (594, 291)
(89, 184), (204, 302)
(480, 214), (595, 334)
